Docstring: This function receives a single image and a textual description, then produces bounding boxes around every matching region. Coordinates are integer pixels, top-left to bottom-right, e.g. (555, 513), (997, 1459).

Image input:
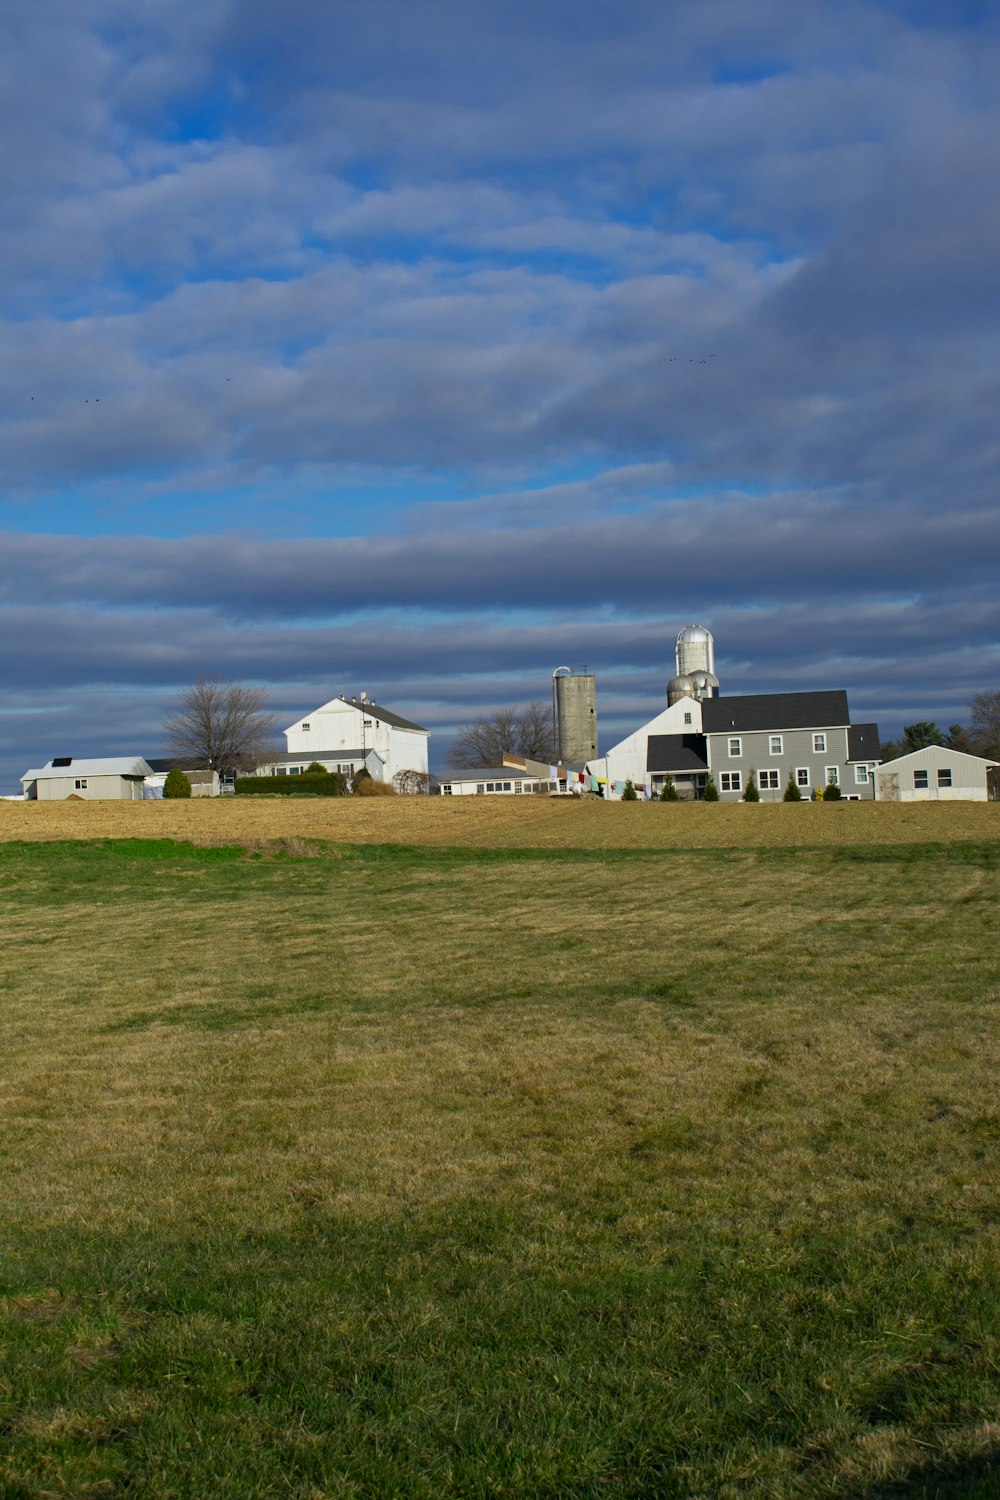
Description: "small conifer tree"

(306, 761), (331, 775)
(702, 773), (719, 802)
(783, 771), (802, 802)
(743, 768), (760, 802)
(824, 774), (842, 801)
(621, 777), (638, 801)
(659, 775), (679, 801)
(163, 767), (192, 799)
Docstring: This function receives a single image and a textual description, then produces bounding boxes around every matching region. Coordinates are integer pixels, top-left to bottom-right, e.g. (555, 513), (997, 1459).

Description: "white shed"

(875, 745), (999, 802)
(21, 757), (153, 801)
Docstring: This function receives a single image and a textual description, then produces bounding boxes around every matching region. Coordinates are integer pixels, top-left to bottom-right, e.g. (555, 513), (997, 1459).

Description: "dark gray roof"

(442, 767), (541, 782)
(345, 701), (428, 733)
(646, 734), (709, 773)
(848, 722), (881, 761)
(258, 748), (373, 766)
(702, 691), (850, 734)
(146, 757), (213, 774)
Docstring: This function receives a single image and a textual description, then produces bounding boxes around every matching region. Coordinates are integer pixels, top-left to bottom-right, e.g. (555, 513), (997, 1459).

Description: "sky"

(2, 0), (999, 787)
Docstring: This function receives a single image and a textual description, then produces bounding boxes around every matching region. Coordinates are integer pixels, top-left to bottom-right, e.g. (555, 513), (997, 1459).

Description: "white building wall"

(36, 774), (143, 801)
(588, 696), (703, 796)
(284, 698), (428, 781)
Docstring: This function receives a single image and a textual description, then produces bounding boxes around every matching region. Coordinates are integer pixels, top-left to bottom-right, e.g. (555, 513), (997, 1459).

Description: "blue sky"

(2, 0), (999, 786)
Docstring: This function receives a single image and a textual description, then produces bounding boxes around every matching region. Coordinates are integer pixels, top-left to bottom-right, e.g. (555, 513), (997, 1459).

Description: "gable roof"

(847, 723), (881, 761)
(299, 698), (428, 733)
(646, 734), (709, 773)
(702, 691), (850, 734)
(27, 757), (152, 780)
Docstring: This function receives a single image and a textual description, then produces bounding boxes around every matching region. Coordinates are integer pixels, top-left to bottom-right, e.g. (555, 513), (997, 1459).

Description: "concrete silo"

(552, 667), (598, 764)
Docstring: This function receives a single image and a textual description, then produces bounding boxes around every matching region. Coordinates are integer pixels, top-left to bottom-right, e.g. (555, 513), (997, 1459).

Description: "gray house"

(638, 692), (880, 800)
(701, 692), (880, 800)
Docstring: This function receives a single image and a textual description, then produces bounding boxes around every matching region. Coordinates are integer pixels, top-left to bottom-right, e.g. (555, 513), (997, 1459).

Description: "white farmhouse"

(256, 694), (430, 784)
(875, 746), (999, 802)
(21, 756), (153, 801)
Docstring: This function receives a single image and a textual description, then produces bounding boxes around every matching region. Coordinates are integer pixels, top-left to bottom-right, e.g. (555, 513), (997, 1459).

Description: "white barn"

(257, 695), (430, 784)
(875, 746), (999, 802)
(22, 757), (153, 801)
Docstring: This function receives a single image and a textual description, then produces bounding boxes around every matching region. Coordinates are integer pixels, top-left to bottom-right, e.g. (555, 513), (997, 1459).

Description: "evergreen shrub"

(702, 774), (719, 802)
(621, 778), (638, 801)
(162, 768), (192, 799)
(743, 769), (760, 802)
(824, 778), (843, 801)
(659, 775), (680, 802)
(783, 773), (802, 803)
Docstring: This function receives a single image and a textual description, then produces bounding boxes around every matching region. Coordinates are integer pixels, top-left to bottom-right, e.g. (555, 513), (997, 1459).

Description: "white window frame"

(728, 737), (742, 758)
(301, 722), (310, 731)
(937, 768), (952, 788)
(441, 785), (453, 795)
(768, 735), (783, 756)
(795, 767), (810, 788)
(684, 712), (692, 725)
(825, 766), (839, 786)
(720, 771), (742, 793)
(759, 769), (780, 790)
(913, 770), (929, 789)
(74, 778), (88, 790)
(813, 733), (827, 753)
(855, 764), (869, 784)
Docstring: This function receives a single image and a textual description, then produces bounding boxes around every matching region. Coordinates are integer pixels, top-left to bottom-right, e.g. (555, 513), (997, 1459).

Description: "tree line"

(878, 690), (1000, 763)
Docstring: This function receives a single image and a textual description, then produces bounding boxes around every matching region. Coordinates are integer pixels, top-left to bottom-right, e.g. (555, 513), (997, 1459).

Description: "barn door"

(877, 772), (900, 802)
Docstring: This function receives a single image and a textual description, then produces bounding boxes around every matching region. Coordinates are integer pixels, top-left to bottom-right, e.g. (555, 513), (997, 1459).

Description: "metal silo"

(552, 667), (598, 764)
(675, 625), (716, 679)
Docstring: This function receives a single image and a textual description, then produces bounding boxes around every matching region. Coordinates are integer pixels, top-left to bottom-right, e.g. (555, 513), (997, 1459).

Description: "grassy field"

(2, 794), (1000, 850)
(1, 830), (999, 1497)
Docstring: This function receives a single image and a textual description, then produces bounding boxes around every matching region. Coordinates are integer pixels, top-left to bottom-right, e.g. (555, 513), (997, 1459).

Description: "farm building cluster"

(15, 629), (1000, 802)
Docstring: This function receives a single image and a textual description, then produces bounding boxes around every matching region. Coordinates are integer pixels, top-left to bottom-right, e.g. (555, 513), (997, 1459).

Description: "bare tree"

(164, 680), (278, 776)
(449, 702), (557, 768)
(392, 769), (437, 795)
(970, 689), (1000, 758)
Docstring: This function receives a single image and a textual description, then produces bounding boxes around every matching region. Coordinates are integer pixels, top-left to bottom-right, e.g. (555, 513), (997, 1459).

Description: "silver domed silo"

(667, 674), (696, 706)
(701, 671), (720, 699)
(675, 625), (715, 679)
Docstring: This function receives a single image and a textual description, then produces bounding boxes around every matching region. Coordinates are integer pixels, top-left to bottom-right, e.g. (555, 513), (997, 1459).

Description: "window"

(442, 785), (453, 795)
(813, 734), (826, 753)
(728, 737), (742, 757)
(684, 712), (692, 725)
(825, 767), (839, 786)
(855, 764), (870, 784)
(289, 766), (301, 776)
(302, 722), (310, 731)
(759, 770), (780, 790)
(914, 770), (929, 789)
(795, 768), (810, 788)
(513, 783), (521, 794)
(476, 784), (485, 794)
(276, 767), (287, 776)
(938, 768), (952, 788)
(338, 763), (353, 774)
(720, 771), (742, 793)
(768, 735), (783, 756)
(74, 778), (88, 790)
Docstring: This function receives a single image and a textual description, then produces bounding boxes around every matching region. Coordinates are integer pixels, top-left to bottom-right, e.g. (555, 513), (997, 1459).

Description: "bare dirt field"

(1, 793), (997, 848)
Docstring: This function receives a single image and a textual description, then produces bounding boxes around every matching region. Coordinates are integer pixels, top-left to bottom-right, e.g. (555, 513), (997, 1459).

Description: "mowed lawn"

(1, 836), (999, 1498)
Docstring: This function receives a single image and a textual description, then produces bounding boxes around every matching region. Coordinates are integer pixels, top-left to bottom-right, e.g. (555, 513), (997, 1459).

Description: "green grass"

(1, 837), (999, 1498)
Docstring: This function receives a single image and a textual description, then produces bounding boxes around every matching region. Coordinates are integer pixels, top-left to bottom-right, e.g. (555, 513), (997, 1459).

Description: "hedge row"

(235, 773), (347, 797)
